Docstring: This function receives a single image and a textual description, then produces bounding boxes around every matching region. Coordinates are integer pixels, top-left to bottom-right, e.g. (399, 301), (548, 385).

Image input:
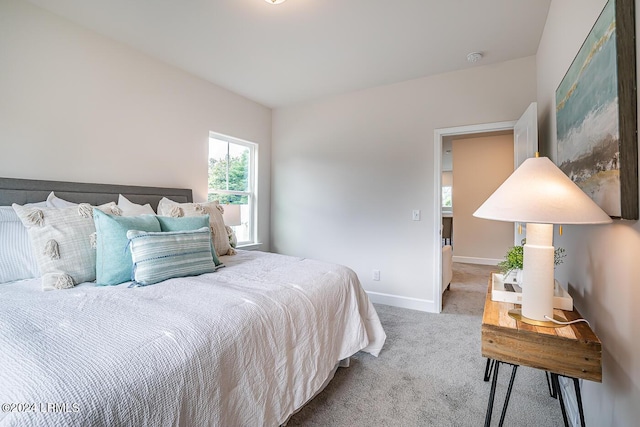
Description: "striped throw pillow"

(0, 206), (42, 283)
(127, 227), (216, 286)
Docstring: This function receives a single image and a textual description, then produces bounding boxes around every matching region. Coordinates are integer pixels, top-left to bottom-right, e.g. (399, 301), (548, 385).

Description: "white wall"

(0, 0), (271, 248)
(272, 57), (536, 311)
(537, 1), (640, 425)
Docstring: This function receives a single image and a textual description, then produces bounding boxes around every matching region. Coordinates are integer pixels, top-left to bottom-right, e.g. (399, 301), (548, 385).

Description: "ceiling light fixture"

(467, 52), (483, 63)
(265, 0), (286, 4)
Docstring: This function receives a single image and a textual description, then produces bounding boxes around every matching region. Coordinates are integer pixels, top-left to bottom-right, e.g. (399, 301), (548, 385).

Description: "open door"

(513, 102), (538, 245)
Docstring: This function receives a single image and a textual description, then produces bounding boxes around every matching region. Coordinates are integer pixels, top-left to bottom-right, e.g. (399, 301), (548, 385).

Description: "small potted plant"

(498, 239), (566, 285)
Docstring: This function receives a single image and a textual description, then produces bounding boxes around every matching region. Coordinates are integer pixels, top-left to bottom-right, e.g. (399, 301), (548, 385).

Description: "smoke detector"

(467, 52), (483, 63)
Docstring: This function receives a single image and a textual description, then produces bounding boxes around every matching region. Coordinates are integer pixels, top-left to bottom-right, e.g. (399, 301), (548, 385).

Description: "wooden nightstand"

(481, 274), (601, 427)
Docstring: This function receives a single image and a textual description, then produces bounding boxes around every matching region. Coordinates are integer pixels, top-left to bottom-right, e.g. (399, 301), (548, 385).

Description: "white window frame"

(208, 131), (258, 246)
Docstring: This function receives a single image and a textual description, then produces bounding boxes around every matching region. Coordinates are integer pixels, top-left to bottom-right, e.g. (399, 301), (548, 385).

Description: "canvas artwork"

(555, 0), (637, 219)
(556, 0), (620, 216)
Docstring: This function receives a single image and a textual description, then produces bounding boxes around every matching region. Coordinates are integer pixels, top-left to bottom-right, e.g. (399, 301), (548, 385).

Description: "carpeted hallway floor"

(287, 262), (566, 426)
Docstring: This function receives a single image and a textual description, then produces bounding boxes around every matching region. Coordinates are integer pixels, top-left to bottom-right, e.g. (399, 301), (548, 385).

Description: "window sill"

(236, 242), (263, 251)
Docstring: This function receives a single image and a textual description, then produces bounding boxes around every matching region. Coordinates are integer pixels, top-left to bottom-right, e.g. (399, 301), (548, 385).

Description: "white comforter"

(0, 250), (385, 426)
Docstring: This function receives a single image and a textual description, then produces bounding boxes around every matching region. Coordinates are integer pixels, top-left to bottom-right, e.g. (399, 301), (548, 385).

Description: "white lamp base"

(521, 223), (555, 322)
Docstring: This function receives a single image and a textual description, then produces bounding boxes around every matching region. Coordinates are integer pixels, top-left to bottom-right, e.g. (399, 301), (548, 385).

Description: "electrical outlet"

(372, 270), (380, 281)
(412, 210), (421, 221)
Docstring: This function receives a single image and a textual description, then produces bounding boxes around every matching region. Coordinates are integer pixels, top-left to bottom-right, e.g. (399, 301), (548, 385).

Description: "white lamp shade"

(222, 204), (242, 226)
(473, 157), (612, 224)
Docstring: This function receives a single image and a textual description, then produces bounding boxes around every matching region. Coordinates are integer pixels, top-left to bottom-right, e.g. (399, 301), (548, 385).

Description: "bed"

(0, 178), (386, 427)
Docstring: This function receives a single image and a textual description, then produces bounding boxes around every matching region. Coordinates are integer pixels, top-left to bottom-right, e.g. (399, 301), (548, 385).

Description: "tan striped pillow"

(157, 198), (234, 257)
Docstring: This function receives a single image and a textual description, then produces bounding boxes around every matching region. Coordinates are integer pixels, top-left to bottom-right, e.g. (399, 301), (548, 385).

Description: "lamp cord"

(544, 315), (590, 327)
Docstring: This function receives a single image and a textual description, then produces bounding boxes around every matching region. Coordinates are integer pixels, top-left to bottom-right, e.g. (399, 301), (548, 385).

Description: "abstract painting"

(556, 0), (638, 219)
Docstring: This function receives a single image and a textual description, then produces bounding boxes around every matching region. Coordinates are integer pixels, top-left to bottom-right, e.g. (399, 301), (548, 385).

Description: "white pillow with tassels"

(157, 197), (234, 257)
(12, 202), (122, 290)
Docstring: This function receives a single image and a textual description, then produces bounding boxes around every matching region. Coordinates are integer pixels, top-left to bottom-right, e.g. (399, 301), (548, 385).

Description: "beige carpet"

(287, 262), (565, 426)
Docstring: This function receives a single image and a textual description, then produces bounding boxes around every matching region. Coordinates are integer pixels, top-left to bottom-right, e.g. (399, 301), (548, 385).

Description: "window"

(442, 186), (452, 210)
(208, 132), (257, 245)
(442, 171), (453, 213)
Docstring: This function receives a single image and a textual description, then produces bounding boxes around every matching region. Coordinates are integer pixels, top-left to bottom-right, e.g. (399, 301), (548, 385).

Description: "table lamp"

(473, 155), (612, 327)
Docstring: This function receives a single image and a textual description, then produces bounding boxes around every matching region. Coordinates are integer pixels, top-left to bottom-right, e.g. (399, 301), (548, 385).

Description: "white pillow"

(12, 202), (121, 290)
(157, 197), (234, 257)
(0, 204), (44, 283)
(117, 194), (155, 216)
(46, 191), (77, 208)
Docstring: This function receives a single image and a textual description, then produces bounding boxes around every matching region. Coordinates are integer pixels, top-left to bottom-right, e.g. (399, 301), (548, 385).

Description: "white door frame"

(432, 121), (516, 313)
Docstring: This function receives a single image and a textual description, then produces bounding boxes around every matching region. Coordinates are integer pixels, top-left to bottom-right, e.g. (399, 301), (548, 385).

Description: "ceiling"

(26, 0), (552, 108)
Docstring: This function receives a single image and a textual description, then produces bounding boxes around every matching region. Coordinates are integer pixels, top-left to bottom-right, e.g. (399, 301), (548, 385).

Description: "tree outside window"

(442, 186), (452, 209)
(208, 134), (256, 245)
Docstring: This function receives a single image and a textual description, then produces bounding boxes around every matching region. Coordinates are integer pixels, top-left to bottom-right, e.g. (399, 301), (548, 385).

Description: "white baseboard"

(453, 256), (500, 266)
(366, 291), (437, 313)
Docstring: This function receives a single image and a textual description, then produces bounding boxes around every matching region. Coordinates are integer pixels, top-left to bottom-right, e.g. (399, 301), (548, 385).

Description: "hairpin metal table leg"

(545, 371), (557, 398)
(484, 358), (494, 382)
(484, 361), (500, 427)
(498, 364), (518, 427)
(552, 374), (570, 427)
(572, 377), (586, 427)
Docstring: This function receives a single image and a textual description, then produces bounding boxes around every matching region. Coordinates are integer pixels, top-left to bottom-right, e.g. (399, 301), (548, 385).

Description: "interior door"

(513, 102), (538, 245)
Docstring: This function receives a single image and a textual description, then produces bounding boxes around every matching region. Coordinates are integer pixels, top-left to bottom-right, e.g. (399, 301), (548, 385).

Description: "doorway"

(433, 104), (538, 313)
(432, 121), (516, 313)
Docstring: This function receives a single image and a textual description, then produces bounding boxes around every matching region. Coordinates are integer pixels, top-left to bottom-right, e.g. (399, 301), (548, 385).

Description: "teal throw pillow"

(156, 215), (222, 267)
(127, 227), (216, 286)
(94, 209), (161, 286)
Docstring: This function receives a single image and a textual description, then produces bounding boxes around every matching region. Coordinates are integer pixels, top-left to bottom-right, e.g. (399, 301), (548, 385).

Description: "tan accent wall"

(442, 171), (453, 186)
(452, 134), (514, 261)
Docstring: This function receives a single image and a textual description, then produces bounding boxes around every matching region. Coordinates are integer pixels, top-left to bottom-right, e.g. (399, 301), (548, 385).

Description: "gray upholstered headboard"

(0, 177), (193, 209)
